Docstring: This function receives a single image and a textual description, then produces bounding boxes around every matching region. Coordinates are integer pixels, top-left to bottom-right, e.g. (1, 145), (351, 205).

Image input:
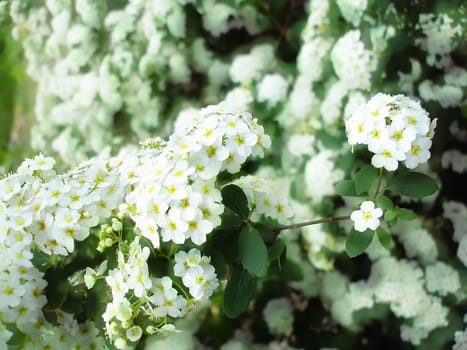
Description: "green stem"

(271, 215), (351, 232)
(372, 168), (384, 201)
(172, 278), (191, 301)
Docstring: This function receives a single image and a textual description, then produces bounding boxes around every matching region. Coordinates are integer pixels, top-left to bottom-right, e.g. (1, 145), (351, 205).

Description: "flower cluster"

(305, 150), (345, 203)
(101, 238), (218, 349)
(232, 175), (293, 224)
(14, 313), (107, 350)
(126, 105), (271, 247)
(262, 298), (294, 337)
(346, 93), (437, 171)
(416, 13), (463, 67)
(330, 30), (376, 90)
(0, 153), (125, 340)
(316, 256), (454, 345)
(174, 248), (219, 301)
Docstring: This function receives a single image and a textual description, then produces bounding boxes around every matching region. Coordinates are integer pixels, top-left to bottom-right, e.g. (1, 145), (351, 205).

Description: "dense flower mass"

(345, 94), (437, 171)
(0, 104), (271, 349)
(0, 153), (125, 343)
(101, 238), (218, 348)
(126, 105), (271, 247)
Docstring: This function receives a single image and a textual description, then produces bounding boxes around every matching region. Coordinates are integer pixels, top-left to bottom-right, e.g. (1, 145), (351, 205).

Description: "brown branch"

(271, 215), (351, 232)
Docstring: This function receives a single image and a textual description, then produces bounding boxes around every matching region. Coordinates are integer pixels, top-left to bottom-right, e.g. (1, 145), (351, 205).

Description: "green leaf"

(255, 223), (277, 244)
(239, 226), (269, 277)
(384, 208), (398, 222)
(222, 184), (250, 219)
(334, 180), (359, 197)
(397, 208), (417, 221)
(376, 227), (393, 250)
(268, 238), (286, 262)
(61, 292), (84, 315)
(220, 213), (244, 230)
(386, 172), (438, 198)
(44, 275), (70, 309)
(210, 251), (228, 280)
(355, 165), (379, 195)
(223, 267), (255, 318)
(376, 194), (393, 210)
(345, 229), (374, 257)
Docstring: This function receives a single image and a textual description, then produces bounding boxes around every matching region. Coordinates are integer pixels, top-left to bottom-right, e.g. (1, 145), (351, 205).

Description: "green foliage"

(223, 266), (255, 318)
(376, 194), (393, 210)
(355, 165), (379, 195)
(221, 184), (250, 219)
(345, 229), (374, 257)
(268, 238), (286, 263)
(386, 171), (438, 198)
(384, 207), (398, 222)
(397, 207), (416, 221)
(44, 270), (70, 309)
(238, 225), (269, 277)
(334, 179), (359, 197)
(376, 227), (393, 251)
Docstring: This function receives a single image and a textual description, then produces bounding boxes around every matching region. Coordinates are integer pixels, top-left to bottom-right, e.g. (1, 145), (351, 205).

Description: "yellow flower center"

(392, 130), (403, 141)
(383, 150), (392, 158)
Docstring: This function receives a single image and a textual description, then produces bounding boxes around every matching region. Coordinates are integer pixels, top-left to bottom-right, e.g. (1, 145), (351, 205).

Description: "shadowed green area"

(0, 20), (30, 171)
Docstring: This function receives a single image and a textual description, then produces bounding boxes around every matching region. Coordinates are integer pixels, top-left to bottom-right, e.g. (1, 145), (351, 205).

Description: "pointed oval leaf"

(345, 229), (374, 257)
(222, 184), (250, 219)
(384, 208), (398, 222)
(355, 165), (379, 195)
(376, 227), (393, 250)
(239, 226), (269, 277)
(386, 172), (438, 198)
(224, 267), (255, 318)
(376, 194), (393, 210)
(397, 208), (417, 221)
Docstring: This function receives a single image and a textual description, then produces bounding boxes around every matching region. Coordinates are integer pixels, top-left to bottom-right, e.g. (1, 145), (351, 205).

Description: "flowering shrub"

(0, 0), (466, 349)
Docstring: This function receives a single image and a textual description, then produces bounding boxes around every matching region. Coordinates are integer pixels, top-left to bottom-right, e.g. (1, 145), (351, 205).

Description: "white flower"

(115, 298), (133, 322)
(126, 325), (142, 342)
(336, 0), (368, 26)
(371, 142), (406, 171)
(256, 73), (289, 107)
(350, 201), (383, 232)
(84, 260), (107, 289)
(182, 264), (219, 300)
(174, 249), (203, 277)
(405, 136), (432, 169)
(106, 270), (129, 300)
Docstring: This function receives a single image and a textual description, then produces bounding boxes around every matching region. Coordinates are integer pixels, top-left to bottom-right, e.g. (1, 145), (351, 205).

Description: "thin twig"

(271, 215), (351, 232)
(372, 168), (384, 201)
